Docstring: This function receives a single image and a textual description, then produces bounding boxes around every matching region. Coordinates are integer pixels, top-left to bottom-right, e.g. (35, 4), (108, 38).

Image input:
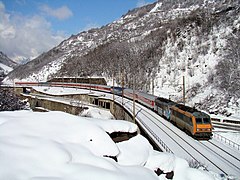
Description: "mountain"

(16, 57), (31, 65)
(0, 51), (18, 79)
(5, 0), (240, 116)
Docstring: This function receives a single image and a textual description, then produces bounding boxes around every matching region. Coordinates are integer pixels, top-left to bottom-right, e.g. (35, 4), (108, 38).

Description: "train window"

(187, 117), (193, 125)
(183, 115), (186, 122)
(176, 112), (181, 119)
(172, 110), (176, 116)
(196, 118), (202, 124)
(183, 115), (188, 123)
(184, 116), (191, 125)
(179, 113), (183, 119)
(203, 118), (210, 124)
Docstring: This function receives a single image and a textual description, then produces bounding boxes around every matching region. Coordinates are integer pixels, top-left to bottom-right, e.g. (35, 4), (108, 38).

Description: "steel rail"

(200, 141), (240, 171)
(19, 84), (240, 177)
(131, 102), (230, 175)
(213, 132), (240, 151)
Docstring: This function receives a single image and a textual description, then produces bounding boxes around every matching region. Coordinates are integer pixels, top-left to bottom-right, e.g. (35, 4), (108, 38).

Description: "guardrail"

(121, 101), (173, 153)
(138, 118), (173, 153)
(213, 133), (240, 151)
(0, 84), (14, 87)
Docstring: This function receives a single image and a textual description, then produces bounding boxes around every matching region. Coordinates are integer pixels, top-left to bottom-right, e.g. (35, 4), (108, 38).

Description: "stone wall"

(25, 95), (84, 115)
(16, 86), (133, 122)
(111, 101), (134, 123)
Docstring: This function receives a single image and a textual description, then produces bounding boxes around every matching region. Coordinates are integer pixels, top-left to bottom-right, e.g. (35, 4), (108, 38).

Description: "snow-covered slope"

(0, 63), (13, 74)
(0, 51), (17, 76)
(5, 0), (240, 116)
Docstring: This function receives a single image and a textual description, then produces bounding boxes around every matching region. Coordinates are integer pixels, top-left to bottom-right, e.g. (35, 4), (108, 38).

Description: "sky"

(0, 0), (156, 62)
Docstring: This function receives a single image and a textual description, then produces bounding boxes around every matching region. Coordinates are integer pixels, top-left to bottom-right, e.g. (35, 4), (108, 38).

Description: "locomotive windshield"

(203, 118), (211, 124)
(196, 118), (211, 124)
(196, 118), (202, 124)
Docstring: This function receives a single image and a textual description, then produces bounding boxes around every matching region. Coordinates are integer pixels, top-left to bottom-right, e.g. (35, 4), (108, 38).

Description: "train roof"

(174, 104), (210, 118)
(124, 89), (157, 101)
(175, 104), (197, 113)
(123, 88), (133, 93)
(111, 86), (124, 90)
(137, 91), (157, 101)
(192, 111), (210, 118)
(156, 97), (176, 104)
(48, 77), (107, 85)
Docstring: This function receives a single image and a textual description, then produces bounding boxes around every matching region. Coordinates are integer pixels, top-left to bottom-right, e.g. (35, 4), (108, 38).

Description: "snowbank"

(80, 106), (115, 120)
(0, 110), (216, 180)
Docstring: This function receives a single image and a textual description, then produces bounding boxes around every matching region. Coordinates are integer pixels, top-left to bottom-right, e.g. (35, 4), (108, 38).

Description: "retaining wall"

(16, 87), (132, 122)
(25, 95), (84, 115)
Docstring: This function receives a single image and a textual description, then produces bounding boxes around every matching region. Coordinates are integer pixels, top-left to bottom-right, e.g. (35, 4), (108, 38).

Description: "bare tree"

(215, 30), (240, 97)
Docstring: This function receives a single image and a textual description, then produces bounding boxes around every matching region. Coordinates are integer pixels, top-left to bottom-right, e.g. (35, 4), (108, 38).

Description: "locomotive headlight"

(197, 128), (200, 131)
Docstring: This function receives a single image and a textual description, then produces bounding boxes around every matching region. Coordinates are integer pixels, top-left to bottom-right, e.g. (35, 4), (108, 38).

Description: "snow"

(117, 135), (152, 166)
(151, 17), (240, 118)
(32, 86), (240, 140)
(214, 128), (240, 145)
(81, 106), (115, 119)
(30, 57), (66, 82)
(150, 2), (162, 13)
(0, 110), (217, 180)
(33, 85), (240, 147)
(33, 86), (91, 95)
(0, 62), (13, 73)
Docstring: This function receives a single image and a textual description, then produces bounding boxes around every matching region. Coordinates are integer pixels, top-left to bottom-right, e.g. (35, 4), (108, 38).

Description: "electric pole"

(152, 77), (154, 95)
(112, 73), (115, 116)
(89, 76), (91, 93)
(183, 76), (186, 105)
(121, 69), (124, 106)
(133, 77), (136, 124)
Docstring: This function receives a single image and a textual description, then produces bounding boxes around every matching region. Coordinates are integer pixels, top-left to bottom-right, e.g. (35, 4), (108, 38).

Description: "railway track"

(120, 98), (240, 176)
(200, 140), (240, 173)
(212, 122), (240, 131)
(24, 86), (240, 177)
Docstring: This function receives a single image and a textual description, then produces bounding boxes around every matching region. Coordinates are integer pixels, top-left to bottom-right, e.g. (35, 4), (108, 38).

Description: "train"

(15, 81), (213, 139)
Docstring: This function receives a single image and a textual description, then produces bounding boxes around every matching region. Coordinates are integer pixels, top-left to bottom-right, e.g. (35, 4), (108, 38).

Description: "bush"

(0, 88), (29, 111)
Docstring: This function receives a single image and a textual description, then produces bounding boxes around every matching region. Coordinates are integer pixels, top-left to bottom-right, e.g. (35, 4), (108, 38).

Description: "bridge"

(10, 84), (240, 177)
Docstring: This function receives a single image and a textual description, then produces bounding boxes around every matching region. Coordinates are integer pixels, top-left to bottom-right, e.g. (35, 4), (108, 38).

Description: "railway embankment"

(13, 86), (139, 143)
(14, 87), (87, 115)
(14, 87), (134, 123)
(27, 95), (84, 115)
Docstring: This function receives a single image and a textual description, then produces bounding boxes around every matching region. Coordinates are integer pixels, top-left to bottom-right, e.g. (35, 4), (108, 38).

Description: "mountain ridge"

(0, 51), (18, 79)
(5, 0), (240, 116)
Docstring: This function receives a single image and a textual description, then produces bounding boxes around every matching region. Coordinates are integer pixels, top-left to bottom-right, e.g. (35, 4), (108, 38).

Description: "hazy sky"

(0, 0), (156, 61)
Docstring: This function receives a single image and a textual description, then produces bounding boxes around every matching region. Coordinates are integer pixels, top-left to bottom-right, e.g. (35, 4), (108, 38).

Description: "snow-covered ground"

(0, 109), (223, 180)
(0, 62), (13, 74)
(214, 128), (240, 145)
(2, 85), (237, 178)
(33, 86), (240, 145)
